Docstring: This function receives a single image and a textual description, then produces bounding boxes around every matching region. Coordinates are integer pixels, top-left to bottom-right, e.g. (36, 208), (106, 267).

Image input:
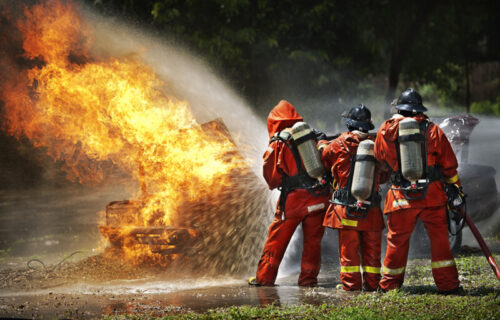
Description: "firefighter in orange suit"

(248, 100), (330, 287)
(374, 88), (461, 293)
(321, 104), (386, 291)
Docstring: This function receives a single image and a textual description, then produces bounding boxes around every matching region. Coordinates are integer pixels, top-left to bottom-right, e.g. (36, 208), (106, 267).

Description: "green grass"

(103, 292), (500, 319)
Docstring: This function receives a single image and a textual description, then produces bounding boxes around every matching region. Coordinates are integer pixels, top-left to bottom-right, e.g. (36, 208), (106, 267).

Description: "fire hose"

(461, 209), (500, 282)
(447, 183), (500, 281)
(27, 250), (84, 274)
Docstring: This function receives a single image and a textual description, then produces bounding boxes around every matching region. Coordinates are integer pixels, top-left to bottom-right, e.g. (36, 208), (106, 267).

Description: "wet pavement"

(0, 273), (344, 319)
(0, 186), (345, 318)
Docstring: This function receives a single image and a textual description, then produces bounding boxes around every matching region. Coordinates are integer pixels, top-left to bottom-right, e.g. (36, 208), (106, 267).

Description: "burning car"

(99, 119), (273, 274)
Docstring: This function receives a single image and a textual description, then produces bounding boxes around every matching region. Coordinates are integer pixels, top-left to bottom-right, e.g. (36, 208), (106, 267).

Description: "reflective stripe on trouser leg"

(382, 265), (405, 275)
(339, 229), (362, 290)
(341, 265), (361, 273)
(340, 266), (362, 291)
(256, 216), (301, 285)
(298, 212), (325, 286)
(431, 260), (456, 269)
(379, 209), (417, 291)
(360, 230), (382, 291)
(362, 266), (381, 274)
(420, 206), (460, 291)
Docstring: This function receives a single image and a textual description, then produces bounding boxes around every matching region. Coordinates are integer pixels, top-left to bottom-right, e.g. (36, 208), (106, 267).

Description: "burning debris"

(99, 119), (273, 274)
(0, 0), (272, 275)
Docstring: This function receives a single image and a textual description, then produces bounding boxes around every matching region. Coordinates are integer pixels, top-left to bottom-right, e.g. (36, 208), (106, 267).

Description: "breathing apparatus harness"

(391, 119), (442, 200)
(270, 130), (331, 213)
(330, 137), (381, 219)
(390, 119), (467, 234)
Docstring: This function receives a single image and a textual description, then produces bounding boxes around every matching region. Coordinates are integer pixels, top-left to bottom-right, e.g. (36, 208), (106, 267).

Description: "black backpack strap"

(273, 130), (329, 213)
(420, 120), (430, 179)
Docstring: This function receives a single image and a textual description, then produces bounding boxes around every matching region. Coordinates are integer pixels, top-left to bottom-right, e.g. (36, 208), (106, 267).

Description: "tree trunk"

(384, 53), (402, 119)
(383, 0), (435, 118)
(465, 60), (471, 113)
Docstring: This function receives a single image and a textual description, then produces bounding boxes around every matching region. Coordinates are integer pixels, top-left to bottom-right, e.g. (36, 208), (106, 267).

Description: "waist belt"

(278, 174), (330, 217)
(332, 187), (382, 209)
(390, 165), (443, 200)
(281, 174), (317, 192)
(391, 165), (442, 186)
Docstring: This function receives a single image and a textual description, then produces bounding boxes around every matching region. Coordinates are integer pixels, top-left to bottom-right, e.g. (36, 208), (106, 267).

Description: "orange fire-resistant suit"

(374, 114), (460, 292)
(255, 100), (330, 286)
(321, 131), (386, 291)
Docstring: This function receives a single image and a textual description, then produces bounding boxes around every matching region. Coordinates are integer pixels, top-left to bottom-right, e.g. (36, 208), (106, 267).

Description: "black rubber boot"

(438, 286), (465, 296)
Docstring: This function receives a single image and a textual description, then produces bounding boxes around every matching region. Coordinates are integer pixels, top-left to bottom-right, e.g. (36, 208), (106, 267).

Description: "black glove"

(312, 128), (328, 141)
(445, 184), (466, 222)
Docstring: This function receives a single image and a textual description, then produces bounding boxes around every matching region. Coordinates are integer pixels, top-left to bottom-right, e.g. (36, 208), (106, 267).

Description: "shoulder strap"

(271, 130), (308, 178)
(420, 120), (430, 179)
(269, 131), (291, 144)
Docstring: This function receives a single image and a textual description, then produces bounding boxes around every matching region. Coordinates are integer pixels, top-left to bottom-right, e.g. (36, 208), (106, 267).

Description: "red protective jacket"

(263, 100), (330, 217)
(374, 114), (460, 213)
(321, 132), (385, 231)
(255, 100), (328, 286)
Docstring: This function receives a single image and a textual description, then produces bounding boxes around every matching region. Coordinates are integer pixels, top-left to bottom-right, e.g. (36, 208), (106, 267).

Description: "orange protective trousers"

(379, 206), (460, 292)
(338, 229), (382, 291)
(256, 211), (325, 286)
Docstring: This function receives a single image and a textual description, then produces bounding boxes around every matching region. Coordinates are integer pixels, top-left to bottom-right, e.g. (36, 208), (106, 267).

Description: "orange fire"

(1, 1), (245, 264)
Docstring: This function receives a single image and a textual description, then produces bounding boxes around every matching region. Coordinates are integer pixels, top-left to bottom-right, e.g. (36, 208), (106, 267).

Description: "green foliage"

(87, 0), (500, 113)
(470, 99), (500, 116)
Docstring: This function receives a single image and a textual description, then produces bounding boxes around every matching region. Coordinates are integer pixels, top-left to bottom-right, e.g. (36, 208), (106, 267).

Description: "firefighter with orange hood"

(321, 104), (386, 291)
(248, 100), (330, 287)
(375, 88), (461, 293)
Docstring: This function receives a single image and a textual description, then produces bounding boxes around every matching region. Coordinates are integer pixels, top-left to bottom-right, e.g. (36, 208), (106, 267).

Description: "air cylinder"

(291, 122), (326, 179)
(399, 118), (423, 182)
(351, 139), (376, 201)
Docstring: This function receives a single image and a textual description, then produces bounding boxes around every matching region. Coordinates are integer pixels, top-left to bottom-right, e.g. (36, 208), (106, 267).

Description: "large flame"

(1, 1), (246, 264)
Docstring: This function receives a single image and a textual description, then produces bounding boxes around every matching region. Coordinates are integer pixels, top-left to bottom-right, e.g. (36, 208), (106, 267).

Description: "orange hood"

(267, 100), (303, 138)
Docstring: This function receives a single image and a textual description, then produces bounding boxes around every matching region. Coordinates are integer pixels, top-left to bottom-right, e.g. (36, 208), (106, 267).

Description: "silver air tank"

(351, 139), (376, 201)
(290, 122), (326, 180)
(399, 118), (423, 182)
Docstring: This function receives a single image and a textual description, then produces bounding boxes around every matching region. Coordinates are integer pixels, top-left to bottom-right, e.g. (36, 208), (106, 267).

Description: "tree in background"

(88, 0), (500, 114)
(88, 0), (381, 112)
(401, 0), (500, 113)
